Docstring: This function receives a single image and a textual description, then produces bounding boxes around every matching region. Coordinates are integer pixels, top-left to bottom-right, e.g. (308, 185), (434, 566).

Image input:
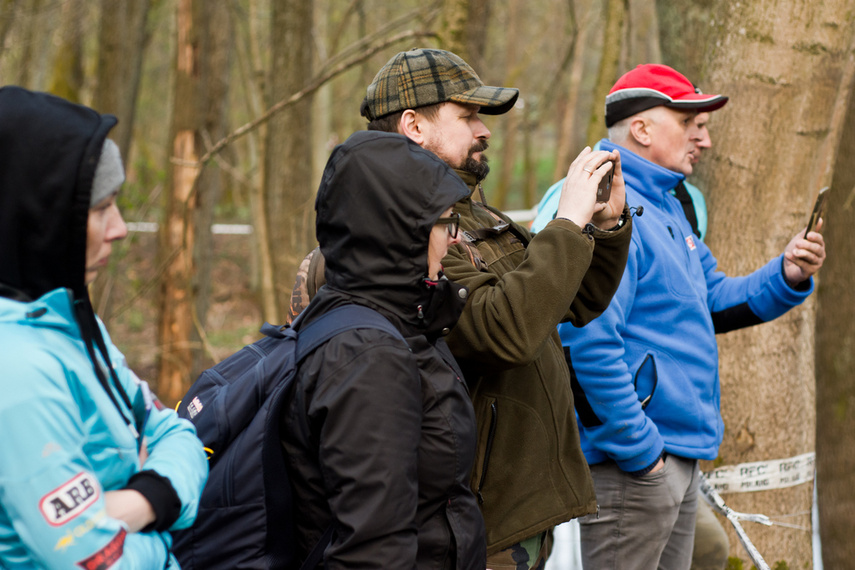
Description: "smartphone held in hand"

(805, 186), (829, 235)
(597, 161), (614, 202)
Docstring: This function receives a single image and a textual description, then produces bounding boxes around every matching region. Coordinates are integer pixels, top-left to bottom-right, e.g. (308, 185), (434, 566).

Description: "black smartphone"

(805, 186), (829, 235)
(597, 161), (614, 202)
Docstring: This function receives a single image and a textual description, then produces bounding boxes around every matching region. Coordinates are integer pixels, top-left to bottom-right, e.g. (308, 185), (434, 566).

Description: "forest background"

(1, 0), (853, 568)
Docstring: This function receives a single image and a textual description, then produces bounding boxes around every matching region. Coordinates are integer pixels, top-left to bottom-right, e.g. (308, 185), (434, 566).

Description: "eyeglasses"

(435, 213), (460, 239)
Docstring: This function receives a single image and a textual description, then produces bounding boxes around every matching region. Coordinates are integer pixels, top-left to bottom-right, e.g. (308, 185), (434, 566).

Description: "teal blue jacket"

(0, 288), (208, 568)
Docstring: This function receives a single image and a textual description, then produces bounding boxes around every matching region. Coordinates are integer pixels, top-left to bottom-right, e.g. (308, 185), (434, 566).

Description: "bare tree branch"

(196, 27), (436, 167)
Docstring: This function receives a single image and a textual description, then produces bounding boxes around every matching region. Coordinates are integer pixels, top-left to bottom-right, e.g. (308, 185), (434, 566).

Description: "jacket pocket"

(633, 354), (658, 410)
(472, 397), (498, 505)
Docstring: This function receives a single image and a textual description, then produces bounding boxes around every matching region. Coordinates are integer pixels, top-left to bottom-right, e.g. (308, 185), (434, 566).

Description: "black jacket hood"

(315, 131), (470, 327)
(0, 86), (117, 301)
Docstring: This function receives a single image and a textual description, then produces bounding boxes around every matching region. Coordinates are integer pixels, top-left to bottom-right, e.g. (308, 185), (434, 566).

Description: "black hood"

(316, 131), (470, 326)
(0, 86), (117, 301)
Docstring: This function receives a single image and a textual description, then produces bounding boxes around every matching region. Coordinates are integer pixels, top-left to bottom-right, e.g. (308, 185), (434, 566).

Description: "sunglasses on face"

(435, 213), (460, 239)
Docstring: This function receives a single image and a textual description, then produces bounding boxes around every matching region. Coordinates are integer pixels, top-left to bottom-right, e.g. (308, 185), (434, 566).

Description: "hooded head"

(315, 131), (469, 326)
(0, 86), (119, 302)
(0, 87), (137, 430)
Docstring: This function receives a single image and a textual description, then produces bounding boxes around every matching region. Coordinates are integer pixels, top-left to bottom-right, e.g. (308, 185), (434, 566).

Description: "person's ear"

(399, 109), (428, 145)
(629, 116), (653, 148)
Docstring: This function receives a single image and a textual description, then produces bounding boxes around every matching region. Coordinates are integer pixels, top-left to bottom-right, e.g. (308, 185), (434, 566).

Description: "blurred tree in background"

(1, 1), (853, 566)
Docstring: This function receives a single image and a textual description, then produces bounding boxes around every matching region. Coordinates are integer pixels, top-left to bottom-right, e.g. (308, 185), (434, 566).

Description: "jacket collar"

(454, 169), (480, 194)
(599, 139), (684, 205)
(0, 287), (79, 334)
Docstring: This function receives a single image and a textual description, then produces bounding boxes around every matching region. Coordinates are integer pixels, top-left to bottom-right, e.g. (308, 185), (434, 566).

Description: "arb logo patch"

(39, 472), (100, 527)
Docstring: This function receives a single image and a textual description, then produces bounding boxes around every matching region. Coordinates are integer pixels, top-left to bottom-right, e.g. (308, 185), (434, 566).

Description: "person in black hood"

(0, 86), (207, 568)
(281, 130), (485, 569)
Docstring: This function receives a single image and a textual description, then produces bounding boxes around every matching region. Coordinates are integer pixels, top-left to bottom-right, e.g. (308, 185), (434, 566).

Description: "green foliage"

(206, 324), (262, 356)
(125, 307), (146, 333)
(725, 556), (744, 570)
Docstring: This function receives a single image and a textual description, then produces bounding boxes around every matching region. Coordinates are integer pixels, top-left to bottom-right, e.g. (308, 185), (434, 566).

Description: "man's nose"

(473, 116), (491, 140)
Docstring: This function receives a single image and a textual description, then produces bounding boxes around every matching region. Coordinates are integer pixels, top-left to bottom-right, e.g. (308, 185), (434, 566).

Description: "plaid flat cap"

(360, 48), (519, 121)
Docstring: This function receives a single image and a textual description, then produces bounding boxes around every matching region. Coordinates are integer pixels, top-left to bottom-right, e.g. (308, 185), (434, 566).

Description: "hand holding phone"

(805, 186), (829, 235)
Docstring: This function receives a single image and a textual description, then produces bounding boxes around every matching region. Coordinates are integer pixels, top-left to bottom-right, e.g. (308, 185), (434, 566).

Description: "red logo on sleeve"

(75, 528), (126, 570)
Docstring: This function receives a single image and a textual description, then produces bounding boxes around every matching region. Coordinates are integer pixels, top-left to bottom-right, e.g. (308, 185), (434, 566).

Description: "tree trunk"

(90, 0), (151, 319)
(156, 0), (197, 405)
(655, 0), (717, 83)
(94, 0), (151, 161)
(47, 0), (84, 103)
(265, 0), (315, 320)
(694, 1), (855, 566)
(493, 0), (522, 209)
(12, 0), (50, 88)
(156, 0), (232, 405)
(552, 0), (582, 182)
(464, 0), (490, 75)
(437, 0), (490, 83)
(625, 0), (660, 67)
(438, 0), (469, 57)
(190, 0), (232, 373)
(0, 0), (21, 59)
(235, 0), (278, 324)
(815, 53), (855, 568)
(586, 0), (625, 146)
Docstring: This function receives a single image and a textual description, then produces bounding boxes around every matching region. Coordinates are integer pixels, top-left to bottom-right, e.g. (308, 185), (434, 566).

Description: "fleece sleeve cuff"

(126, 469), (182, 532)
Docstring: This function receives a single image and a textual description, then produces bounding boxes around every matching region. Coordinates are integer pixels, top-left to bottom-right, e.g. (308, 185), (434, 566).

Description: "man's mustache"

(469, 140), (489, 157)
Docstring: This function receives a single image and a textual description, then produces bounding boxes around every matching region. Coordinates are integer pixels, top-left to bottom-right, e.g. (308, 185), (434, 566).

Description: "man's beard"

(461, 140), (490, 181)
(425, 138), (491, 182)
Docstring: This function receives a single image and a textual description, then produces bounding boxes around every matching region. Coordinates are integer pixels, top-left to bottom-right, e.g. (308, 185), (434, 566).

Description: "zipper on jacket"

(476, 401), (498, 505)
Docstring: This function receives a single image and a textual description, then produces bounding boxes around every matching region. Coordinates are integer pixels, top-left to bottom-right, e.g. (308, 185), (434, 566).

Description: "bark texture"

(815, 57), (855, 568)
(156, 0), (232, 405)
(586, 0), (625, 145)
(94, 0), (151, 161)
(693, 1), (855, 566)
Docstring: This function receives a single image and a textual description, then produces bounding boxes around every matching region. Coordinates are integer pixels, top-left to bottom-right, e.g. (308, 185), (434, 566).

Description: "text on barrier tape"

(703, 452), (815, 493)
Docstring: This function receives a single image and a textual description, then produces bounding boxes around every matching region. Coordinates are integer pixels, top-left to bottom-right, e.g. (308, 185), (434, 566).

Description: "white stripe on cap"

(606, 87), (724, 106)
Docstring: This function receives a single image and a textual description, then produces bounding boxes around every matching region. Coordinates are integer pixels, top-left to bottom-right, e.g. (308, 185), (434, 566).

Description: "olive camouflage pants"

(486, 531), (552, 570)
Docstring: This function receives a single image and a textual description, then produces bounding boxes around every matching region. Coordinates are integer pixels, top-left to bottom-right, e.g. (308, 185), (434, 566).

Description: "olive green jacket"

(443, 170), (631, 554)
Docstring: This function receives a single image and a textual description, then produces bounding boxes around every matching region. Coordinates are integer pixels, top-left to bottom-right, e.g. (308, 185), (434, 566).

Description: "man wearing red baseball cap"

(548, 64), (826, 569)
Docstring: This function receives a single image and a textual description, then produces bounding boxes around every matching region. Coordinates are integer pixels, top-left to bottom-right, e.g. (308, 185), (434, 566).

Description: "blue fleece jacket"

(556, 140), (812, 473)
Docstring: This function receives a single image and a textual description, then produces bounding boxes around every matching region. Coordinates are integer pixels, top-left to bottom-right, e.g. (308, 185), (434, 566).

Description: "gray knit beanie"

(90, 139), (125, 207)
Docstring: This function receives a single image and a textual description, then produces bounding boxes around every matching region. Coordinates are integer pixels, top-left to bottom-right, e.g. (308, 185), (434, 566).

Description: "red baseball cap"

(605, 64), (728, 127)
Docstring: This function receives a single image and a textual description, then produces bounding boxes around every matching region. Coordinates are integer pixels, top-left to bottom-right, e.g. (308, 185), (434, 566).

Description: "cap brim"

(666, 94), (729, 113)
(450, 85), (520, 115)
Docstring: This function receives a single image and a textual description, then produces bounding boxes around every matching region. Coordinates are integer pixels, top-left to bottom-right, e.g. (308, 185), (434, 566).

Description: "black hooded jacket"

(0, 86), (115, 302)
(281, 131), (486, 569)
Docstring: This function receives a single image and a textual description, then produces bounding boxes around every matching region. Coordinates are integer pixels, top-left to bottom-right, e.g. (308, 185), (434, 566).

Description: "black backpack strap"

(299, 524), (336, 570)
(295, 304), (405, 363)
(672, 181), (701, 239)
(464, 201), (531, 246)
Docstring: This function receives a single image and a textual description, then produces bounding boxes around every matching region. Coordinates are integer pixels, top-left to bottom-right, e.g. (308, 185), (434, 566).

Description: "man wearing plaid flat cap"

(535, 64), (826, 569)
(359, 48), (634, 567)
